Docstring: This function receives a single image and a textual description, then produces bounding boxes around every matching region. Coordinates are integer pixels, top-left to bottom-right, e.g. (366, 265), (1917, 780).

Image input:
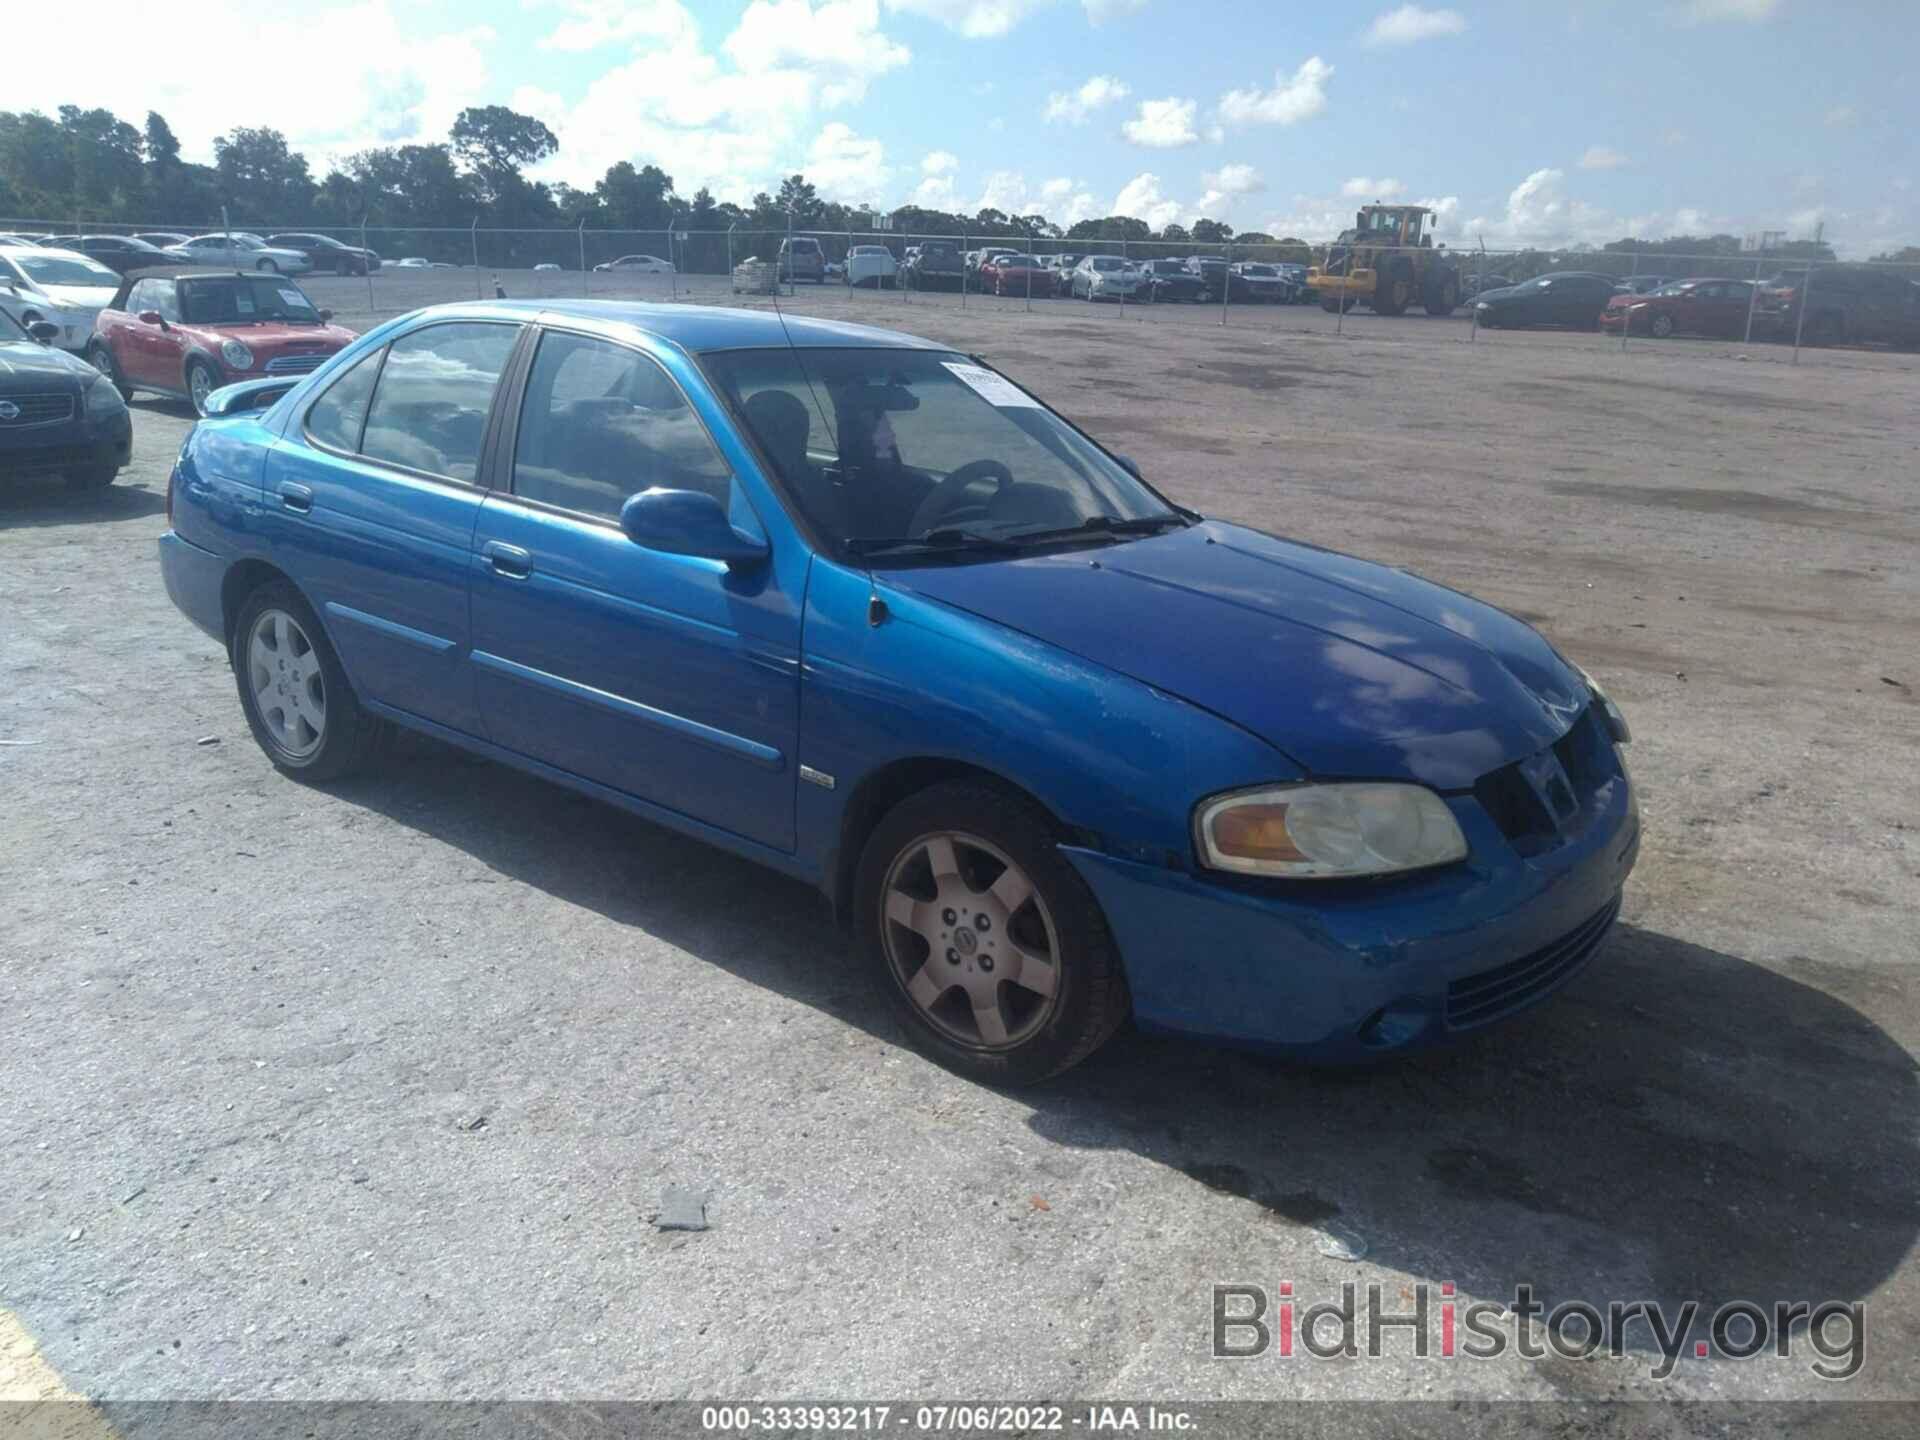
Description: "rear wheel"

(231, 581), (388, 782)
(857, 781), (1129, 1085)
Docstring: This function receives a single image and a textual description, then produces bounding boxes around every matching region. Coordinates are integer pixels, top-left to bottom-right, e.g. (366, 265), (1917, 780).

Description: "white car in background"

(0, 244), (122, 352)
(845, 244), (898, 289)
(167, 234), (313, 274)
(593, 254), (675, 274)
(394, 257), (431, 268)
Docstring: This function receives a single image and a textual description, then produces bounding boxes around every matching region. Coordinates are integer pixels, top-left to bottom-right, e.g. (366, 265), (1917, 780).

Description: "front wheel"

(1650, 312), (1675, 339)
(256, 259), (279, 274)
(857, 781), (1129, 1085)
(231, 581), (389, 782)
(185, 358), (218, 417)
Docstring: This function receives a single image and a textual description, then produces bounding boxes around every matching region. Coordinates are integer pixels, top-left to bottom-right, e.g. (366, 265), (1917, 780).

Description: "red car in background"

(978, 254), (1058, 297)
(89, 271), (356, 415)
(1600, 277), (1755, 339)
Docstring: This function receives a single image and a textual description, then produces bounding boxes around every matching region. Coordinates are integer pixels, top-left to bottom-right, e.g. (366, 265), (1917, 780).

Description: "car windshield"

(996, 255), (1036, 267)
(703, 347), (1180, 560)
(1241, 264), (1276, 276)
(853, 246), (888, 256)
(180, 276), (321, 324)
(12, 253), (119, 286)
(1090, 258), (1123, 271)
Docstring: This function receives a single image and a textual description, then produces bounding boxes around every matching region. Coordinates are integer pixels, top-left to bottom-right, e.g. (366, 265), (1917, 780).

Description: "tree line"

(1, 103), (1906, 273)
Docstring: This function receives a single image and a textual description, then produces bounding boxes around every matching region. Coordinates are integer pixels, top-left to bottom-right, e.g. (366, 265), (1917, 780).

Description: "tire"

(1373, 264), (1412, 317)
(231, 580), (389, 783)
(1423, 272), (1459, 317)
(185, 358), (218, 418)
(1650, 312), (1675, 339)
(856, 780), (1129, 1085)
(1321, 298), (1343, 314)
(257, 259), (278, 274)
(87, 341), (133, 401)
(64, 464), (118, 492)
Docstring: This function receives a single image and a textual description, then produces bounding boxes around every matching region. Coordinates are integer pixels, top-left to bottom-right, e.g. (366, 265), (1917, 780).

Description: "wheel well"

(220, 559), (291, 643)
(830, 758), (1068, 927)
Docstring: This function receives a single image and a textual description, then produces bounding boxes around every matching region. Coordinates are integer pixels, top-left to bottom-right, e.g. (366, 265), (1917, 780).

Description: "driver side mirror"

(620, 488), (770, 568)
(138, 309), (167, 328)
(28, 320), (60, 344)
(318, 308), (334, 323)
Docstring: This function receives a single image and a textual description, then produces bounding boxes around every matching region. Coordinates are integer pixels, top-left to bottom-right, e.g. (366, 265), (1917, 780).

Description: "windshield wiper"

(1004, 512), (1191, 545)
(844, 527), (1024, 560)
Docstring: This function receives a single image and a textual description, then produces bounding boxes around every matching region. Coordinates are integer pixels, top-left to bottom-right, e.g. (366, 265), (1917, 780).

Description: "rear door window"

(305, 347), (385, 454)
(359, 322), (520, 482)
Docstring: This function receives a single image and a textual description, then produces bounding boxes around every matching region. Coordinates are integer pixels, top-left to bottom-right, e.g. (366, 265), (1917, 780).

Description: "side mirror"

(28, 320), (60, 344)
(1113, 453), (1143, 480)
(620, 488), (770, 568)
(318, 308), (334, 322)
(138, 310), (166, 327)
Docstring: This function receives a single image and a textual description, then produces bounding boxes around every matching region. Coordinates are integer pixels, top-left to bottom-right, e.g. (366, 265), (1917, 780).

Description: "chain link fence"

(8, 218), (1917, 366)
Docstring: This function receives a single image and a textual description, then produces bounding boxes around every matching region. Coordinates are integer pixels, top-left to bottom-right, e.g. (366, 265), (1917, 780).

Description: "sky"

(13, 0), (1917, 255)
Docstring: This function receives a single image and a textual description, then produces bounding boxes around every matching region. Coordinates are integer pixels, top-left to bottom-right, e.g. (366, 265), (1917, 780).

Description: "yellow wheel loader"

(1308, 205), (1462, 317)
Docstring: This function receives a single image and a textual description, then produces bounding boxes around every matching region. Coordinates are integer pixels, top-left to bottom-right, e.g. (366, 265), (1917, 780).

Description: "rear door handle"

(277, 482), (313, 513)
(481, 540), (532, 580)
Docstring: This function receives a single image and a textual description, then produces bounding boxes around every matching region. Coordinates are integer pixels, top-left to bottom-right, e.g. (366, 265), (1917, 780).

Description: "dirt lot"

(2, 274), (1917, 1424)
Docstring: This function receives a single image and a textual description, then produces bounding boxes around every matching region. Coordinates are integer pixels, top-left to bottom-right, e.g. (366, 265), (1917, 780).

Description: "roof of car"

(435, 299), (947, 353)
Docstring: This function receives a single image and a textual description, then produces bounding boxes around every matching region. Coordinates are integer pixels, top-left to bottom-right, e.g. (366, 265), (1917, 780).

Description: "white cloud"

(806, 122), (890, 201)
(1578, 145), (1630, 170)
(1341, 176), (1405, 198)
(5, 1), (494, 173)
(1217, 57), (1332, 128)
(1205, 164), (1265, 197)
(1084, 0), (1149, 19)
(1671, 0), (1780, 22)
(922, 150), (959, 175)
(883, 0), (1048, 38)
(1122, 97), (1200, 148)
(1465, 167), (1626, 246)
(1044, 75), (1131, 124)
(1114, 172), (1182, 230)
(1824, 104), (1857, 127)
(1363, 6), (1467, 45)
(539, 0), (699, 52)
(725, 0), (912, 104)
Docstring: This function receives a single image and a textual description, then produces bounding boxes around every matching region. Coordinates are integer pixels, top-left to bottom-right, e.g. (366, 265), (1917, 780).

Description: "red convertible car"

(89, 271), (356, 415)
(978, 254), (1058, 298)
(1599, 277), (1755, 339)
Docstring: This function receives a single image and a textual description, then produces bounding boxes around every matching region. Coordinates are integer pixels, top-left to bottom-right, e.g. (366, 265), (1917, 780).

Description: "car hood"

(31, 284), (117, 310)
(188, 321), (355, 351)
(0, 337), (96, 386)
(888, 520), (1588, 789)
(1474, 286), (1525, 303)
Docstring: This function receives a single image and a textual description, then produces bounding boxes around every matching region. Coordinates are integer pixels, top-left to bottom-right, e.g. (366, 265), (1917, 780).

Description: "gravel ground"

(2, 273), (1917, 1423)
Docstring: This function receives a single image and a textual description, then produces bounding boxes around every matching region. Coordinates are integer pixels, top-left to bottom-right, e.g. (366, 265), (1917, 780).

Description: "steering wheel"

(906, 459), (1014, 536)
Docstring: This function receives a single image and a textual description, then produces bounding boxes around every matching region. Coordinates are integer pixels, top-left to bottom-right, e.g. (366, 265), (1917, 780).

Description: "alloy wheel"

(247, 609), (327, 758)
(880, 831), (1062, 1051)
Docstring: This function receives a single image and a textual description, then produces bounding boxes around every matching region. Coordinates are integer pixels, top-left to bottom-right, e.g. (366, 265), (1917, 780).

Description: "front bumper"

(0, 403), (131, 479)
(1064, 770), (1640, 1062)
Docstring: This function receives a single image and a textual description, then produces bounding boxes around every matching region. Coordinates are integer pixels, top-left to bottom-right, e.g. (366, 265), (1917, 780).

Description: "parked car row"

(1473, 264), (1920, 345)
(0, 230), (382, 275)
(2, 252), (358, 492)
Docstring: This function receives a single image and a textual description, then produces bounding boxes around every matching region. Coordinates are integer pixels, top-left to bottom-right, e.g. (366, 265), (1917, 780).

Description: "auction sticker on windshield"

(279, 289), (305, 308)
(943, 362), (1039, 408)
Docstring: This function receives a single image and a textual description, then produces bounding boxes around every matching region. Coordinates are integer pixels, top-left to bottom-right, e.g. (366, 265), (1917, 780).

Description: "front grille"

(0, 393), (75, 427)
(1474, 704), (1617, 856)
(264, 353), (328, 375)
(1445, 900), (1620, 1030)
(3, 444), (99, 474)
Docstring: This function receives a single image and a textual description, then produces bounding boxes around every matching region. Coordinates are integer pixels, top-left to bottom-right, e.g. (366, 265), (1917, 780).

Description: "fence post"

(961, 229), (969, 310)
(1024, 228), (1033, 313)
(360, 217), (374, 315)
(1120, 235), (1129, 317)
(1334, 243), (1347, 336)
(1790, 262), (1816, 365)
(1743, 256), (1761, 345)
(469, 217), (481, 298)
(726, 224), (735, 297)
(668, 222), (678, 300)
(1621, 248), (1638, 352)
(1220, 239), (1232, 327)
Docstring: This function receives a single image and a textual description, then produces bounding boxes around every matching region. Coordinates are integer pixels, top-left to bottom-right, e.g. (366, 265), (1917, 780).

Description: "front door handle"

(481, 540), (532, 580)
(277, 482), (313, 513)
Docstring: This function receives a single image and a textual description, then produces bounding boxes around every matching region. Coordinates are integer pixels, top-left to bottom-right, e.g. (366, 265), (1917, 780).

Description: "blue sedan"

(157, 301), (1639, 1083)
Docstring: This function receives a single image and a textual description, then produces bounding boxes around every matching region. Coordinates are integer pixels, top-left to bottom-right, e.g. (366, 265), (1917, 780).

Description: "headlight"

(84, 376), (126, 418)
(1195, 783), (1468, 879)
(220, 339), (254, 369)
